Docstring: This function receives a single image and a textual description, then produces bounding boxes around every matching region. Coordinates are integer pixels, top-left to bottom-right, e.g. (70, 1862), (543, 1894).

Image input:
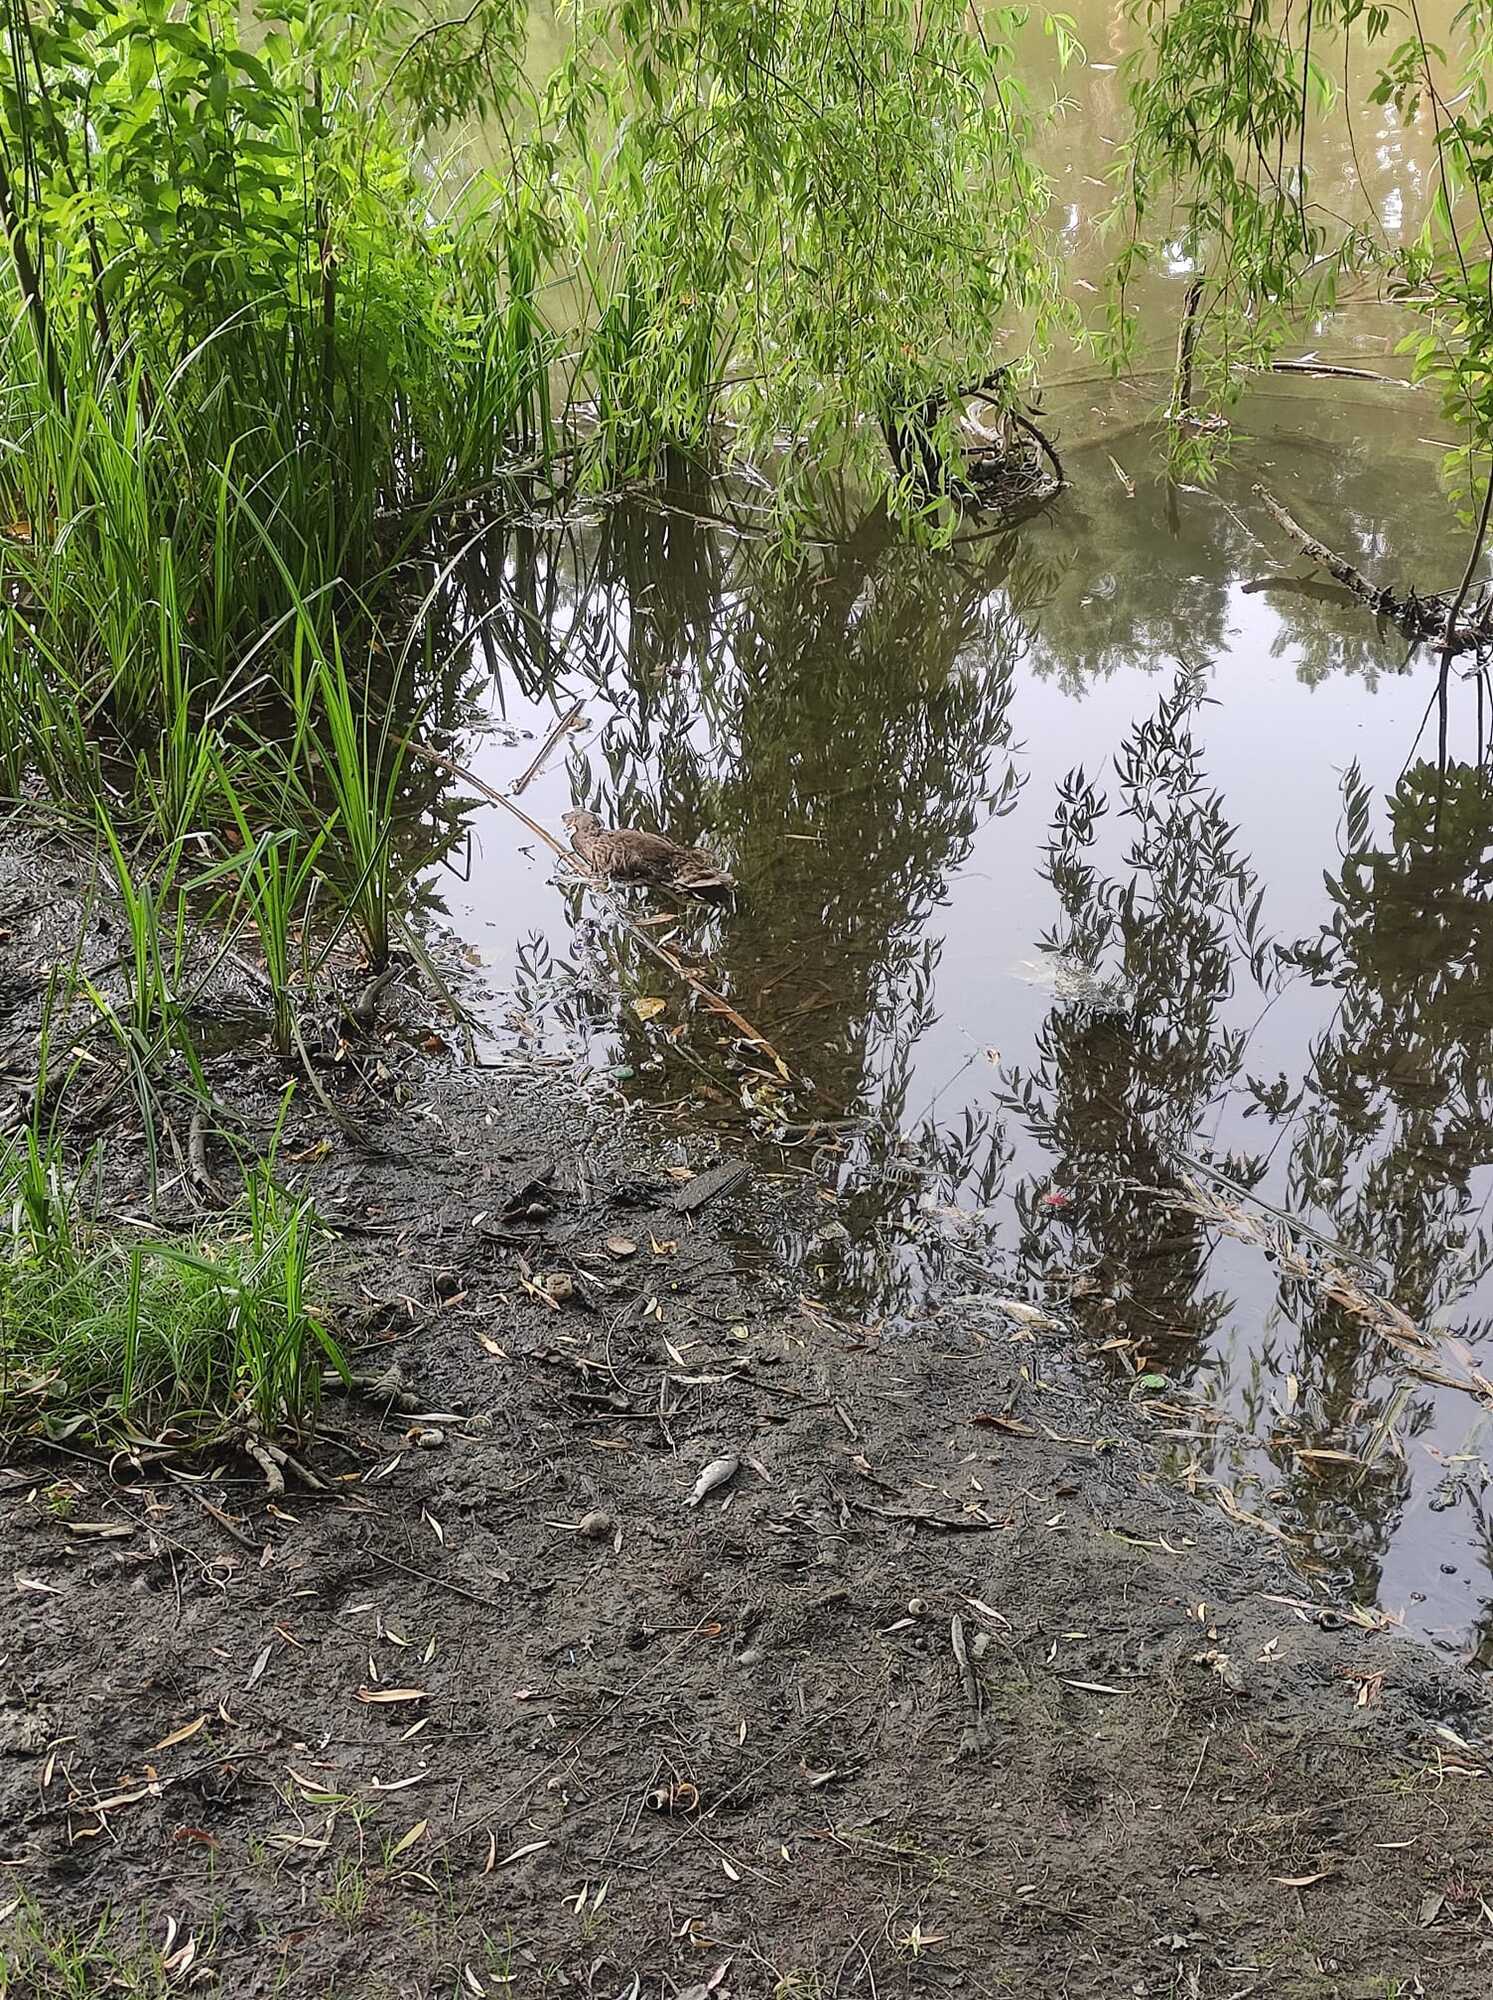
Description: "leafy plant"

(0, 1134), (342, 1445)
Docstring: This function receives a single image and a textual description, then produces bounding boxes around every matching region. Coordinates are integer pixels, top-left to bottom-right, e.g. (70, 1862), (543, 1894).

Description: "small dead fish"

(685, 1455), (740, 1507)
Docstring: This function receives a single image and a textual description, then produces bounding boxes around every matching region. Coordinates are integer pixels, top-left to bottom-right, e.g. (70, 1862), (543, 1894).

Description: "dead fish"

(685, 1454), (740, 1507)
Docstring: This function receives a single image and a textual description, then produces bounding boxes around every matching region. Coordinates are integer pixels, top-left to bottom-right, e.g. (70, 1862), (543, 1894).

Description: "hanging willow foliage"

(2, 0), (1492, 521)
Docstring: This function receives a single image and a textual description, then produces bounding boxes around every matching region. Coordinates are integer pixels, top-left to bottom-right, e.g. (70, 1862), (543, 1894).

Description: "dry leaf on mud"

(356, 1687), (427, 1704)
(675, 1969), (730, 2000)
(387, 1819), (427, 1861)
(151, 1716), (206, 1752)
(605, 1236), (638, 1258)
(686, 1455), (740, 1506)
(1273, 1868), (1336, 1887)
(492, 1839), (550, 1869)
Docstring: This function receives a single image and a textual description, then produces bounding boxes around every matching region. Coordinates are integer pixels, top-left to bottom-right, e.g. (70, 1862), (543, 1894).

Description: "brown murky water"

(412, 9), (1493, 1666)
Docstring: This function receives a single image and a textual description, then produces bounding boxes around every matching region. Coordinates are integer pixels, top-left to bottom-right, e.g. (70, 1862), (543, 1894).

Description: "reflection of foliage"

(1023, 436), (1446, 692)
(451, 490), (1033, 1312)
(1000, 670), (1270, 1352)
(464, 496), (1029, 1123)
(1286, 761), (1493, 1326)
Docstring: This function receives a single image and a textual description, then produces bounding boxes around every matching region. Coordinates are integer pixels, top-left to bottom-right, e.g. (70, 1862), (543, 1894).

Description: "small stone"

(576, 1509), (613, 1541)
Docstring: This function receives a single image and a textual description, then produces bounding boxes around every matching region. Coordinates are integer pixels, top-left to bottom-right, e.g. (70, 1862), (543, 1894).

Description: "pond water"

(412, 368), (1493, 1673)
(410, 3), (1493, 1663)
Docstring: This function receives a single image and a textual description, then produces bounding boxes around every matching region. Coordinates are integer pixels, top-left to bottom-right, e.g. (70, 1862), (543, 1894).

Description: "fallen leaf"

(605, 1236), (638, 1259)
(356, 1687), (428, 1705)
(65, 1521), (133, 1539)
(1274, 1868), (1336, 1887)
(632, 997), (666, 1021)
(86, 1784), (157, 1813)
(387, 1819), (428, 1861)
(151, 1716), (207, 1752)
(972, 1412), (1036, 1436)
(493, 1839), (550, 1869)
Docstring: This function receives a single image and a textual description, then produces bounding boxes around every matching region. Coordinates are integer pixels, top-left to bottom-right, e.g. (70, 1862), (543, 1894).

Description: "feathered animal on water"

(562, 809), (734, 895)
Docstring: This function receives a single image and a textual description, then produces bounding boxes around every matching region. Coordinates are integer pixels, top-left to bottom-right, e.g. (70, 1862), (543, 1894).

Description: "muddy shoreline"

(2, 818), (1491, 2000)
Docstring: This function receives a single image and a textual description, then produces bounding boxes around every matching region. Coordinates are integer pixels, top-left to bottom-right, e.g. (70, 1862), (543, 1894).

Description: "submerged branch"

(1252, 483), (1493, 659)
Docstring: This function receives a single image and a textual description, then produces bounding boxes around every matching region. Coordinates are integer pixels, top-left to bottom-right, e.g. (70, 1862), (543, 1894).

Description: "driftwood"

(1269, 359), (1411, 388)
(511, 698), (584, 797)
(670, 1160), (750, 1214)
(1253, 483), (1493, 658)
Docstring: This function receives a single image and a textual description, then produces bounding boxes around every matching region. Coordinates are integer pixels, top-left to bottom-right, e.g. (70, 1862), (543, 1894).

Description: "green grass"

(0, 1894), (199, 1999)
(0, 1130), (343, 1446)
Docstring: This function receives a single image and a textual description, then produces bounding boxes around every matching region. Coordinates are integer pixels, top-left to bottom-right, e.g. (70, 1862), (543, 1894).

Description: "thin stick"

(166, 1472), (260, 1551)
(369, 1548), (509, 1610)
(511, 698), (584, 796)
(397, 738), (796, 1081)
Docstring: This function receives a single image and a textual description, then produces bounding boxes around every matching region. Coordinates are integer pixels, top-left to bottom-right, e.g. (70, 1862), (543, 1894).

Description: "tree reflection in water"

(438, 483), (1493, 1657)
(1001, 707), (1493, 1630)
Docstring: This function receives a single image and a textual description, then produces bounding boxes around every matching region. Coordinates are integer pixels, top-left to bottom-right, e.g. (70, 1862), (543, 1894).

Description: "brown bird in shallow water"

(562, 809), (734, 894)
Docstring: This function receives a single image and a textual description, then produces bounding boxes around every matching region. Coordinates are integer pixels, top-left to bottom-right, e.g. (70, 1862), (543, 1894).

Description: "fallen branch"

(1269, 360), (1411, 387)
(1253, 483), (1493, 658)
(1173, 274), (1206, 420)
